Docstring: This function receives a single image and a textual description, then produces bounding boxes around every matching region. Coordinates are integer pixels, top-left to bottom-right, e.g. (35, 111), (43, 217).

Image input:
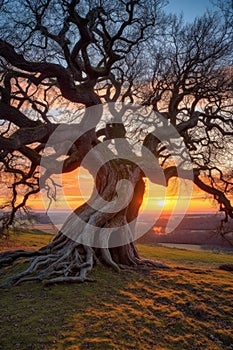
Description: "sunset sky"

(32, 167), (218, 215)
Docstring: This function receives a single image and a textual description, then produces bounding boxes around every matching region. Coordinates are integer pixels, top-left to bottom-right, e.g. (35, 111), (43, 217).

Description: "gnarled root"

(0, 234), (169, 288)
(0, 238), (96, 288)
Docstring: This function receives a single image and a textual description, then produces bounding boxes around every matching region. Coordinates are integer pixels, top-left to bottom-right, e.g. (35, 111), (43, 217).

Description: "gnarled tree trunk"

(0, 159), (168, 287)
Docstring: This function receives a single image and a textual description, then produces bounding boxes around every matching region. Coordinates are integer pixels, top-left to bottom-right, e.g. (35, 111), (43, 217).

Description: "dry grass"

(0, 232), (232, 350)
(0, 229), (53, 252)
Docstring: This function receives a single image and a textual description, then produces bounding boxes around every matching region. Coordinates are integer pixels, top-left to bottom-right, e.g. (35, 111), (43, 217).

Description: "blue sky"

(164, 0), (214, 22)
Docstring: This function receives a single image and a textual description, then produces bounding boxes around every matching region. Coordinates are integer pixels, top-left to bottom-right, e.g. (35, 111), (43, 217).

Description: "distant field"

(0, 231), (233, 350)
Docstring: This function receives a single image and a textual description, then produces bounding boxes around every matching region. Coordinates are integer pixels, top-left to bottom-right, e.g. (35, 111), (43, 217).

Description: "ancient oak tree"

(0, 0), (232, 286)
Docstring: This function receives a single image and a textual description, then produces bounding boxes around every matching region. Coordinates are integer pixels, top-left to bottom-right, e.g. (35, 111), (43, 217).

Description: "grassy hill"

(0, 231), (232, 350)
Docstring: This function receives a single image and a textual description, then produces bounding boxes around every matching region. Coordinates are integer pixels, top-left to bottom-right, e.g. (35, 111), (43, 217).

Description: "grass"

(0, 232), (233, 350)
(0, 230), (53, 252)
(137, 244), (233, 267)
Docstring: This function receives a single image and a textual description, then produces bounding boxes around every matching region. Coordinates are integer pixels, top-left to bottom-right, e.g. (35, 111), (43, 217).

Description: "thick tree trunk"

(0, 160), (168, 287)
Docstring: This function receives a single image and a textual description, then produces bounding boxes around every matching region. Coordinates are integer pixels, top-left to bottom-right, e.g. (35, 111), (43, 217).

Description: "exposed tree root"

(0, 237), (95, 288)
(0, 234), (169, 288)
(0, 250), (42, 267)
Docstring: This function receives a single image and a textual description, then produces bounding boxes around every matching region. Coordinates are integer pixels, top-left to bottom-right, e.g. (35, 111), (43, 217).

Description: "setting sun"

(156, 199), (166, 207)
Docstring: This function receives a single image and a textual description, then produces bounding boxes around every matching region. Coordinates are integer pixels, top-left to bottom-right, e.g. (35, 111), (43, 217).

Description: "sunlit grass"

(0, 230), (53, 252)
(137, 244), (233, 267)
(0, 232), (232, 350)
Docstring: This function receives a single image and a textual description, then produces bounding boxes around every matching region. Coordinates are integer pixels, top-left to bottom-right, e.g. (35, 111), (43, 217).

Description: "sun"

(156, 199), (166, 207)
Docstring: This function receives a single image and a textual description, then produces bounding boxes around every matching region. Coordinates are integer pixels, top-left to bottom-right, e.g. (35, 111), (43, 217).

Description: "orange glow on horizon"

(12, 168), (219, 214)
